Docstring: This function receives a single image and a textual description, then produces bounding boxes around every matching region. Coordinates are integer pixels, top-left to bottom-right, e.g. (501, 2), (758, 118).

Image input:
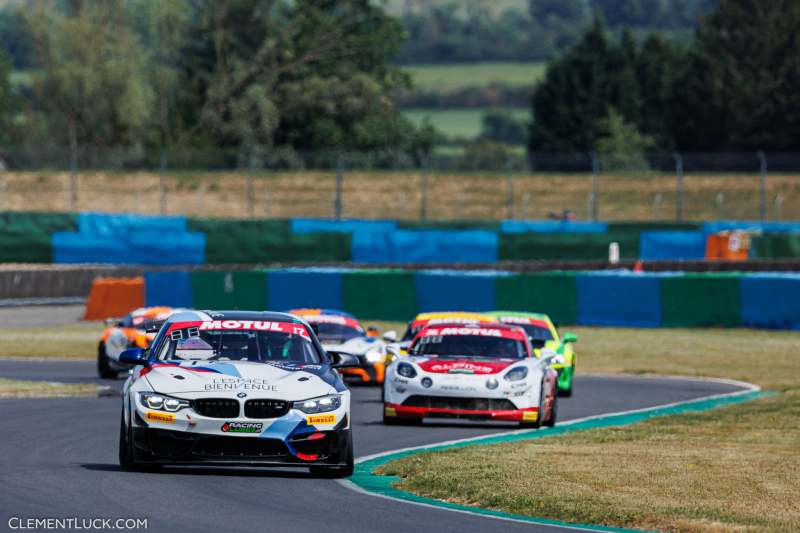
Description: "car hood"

(143, 360), (337, 399)
(413, 357), (520, 375)
(321, 336), (380, 356)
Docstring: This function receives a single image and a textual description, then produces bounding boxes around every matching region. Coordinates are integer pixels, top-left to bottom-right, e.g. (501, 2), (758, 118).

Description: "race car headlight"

(293, 394), (341, 414)
(486, 378), (499, 390)
(140, 392), (189, 412)
(504, 366), (528, 382)
(552, 355), (566, 365)
(396, 362), (417, 379)
(365, 348), (383, 364)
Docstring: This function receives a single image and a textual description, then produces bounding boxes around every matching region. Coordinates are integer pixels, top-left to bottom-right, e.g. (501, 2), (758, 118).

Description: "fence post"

(334, 153), (343, 220)
(247, 152), (257, 219)
(673, 152), (683, 222)
(505, 156), (514, 219)
(758, 151), (767, 222)
(590, 152), (599, 221)
(69, 146), (78, 211)
(159, 150), (167, 215)
(420, 158), (428, 222)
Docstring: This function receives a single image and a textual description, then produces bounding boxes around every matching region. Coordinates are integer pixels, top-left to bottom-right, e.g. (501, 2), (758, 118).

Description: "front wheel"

(98, 344), (117, 380)
(544, 390), (558, 427)
(118, 407), (136, 471)
(309, 435), (354, 478)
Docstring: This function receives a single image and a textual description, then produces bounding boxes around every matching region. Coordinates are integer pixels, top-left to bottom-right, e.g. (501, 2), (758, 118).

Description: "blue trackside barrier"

(144, 271), (193, 307)
(52, 233), (128, 264)
(78, 212), (189, 235)
(53, 213), (205, 264)
(415, 270), (507, 313)
(703, 221), (800, 234)
(500, 220), (608, 233)
(640, 231), (707, 260)
(267, 268), (346, 311)
(576, 271), (663, 327)
(740, 273), (800, 330)
(353, 230), (498, 264)
(290, 218), (397, 234)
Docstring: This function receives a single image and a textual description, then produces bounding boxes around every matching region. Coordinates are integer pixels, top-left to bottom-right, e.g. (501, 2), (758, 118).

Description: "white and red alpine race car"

(383, 322), (558, 428)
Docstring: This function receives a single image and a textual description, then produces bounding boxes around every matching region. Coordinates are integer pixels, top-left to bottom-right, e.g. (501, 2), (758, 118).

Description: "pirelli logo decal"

(306, 414), (336, 425)
(522, 411), (538, 422)
(145, 411), (176, 424)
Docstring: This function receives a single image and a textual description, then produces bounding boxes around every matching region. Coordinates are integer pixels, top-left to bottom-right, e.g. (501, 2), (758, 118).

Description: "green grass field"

(377, 326), (800, 532)
(401, 62), (546, 92)
(403, 107), (529, 139)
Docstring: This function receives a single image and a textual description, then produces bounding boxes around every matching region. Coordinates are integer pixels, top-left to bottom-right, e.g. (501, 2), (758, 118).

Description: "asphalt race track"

(0, 357), (748, 533)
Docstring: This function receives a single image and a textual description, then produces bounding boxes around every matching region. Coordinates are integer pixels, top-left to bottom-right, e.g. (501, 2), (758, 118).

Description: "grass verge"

(0, 322), (102, 359)
(0, 377), (99, 398)
(375, 327), (800, 532)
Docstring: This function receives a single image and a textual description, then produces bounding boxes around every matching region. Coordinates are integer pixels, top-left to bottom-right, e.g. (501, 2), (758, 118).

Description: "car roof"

(412, 311), (494, 321)
(165, 310), (306, 324)
(288, 308), (356, 319)
(488, 310), (552, 321)
(417, 321), (521, 333)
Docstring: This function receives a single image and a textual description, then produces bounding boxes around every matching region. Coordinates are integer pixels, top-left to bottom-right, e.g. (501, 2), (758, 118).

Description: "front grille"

(193, 436), (288, 458)
(403, 395), (517, 411)
(244, 399), (290, 419)
(192, 398), (240, 418)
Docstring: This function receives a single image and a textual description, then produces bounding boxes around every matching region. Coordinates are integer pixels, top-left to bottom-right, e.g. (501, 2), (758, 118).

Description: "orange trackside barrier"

(705, 231), (751, 261)
(83, 277), (145, 320)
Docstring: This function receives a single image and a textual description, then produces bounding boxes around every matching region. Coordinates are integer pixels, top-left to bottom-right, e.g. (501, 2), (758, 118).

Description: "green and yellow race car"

(486, 311), (578, 396)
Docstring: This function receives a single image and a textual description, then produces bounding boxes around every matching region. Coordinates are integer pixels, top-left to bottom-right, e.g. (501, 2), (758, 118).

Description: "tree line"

(395, 0), (714, 64)
(0, 0), (437, 166)
(529, 0), (800, 158)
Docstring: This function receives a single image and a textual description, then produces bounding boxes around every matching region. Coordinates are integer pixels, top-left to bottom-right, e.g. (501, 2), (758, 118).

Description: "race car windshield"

(401, 324), (421, 342)
(159, 329), (321, 364)
(411, 335), (526, 359)
(314, 323), (363, 343)
(518, 325), (554, 342)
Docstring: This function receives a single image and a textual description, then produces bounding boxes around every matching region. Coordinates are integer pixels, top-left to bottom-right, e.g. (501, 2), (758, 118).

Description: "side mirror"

(382, 330), (397, 342)
(329, 352), (359, 368)
(119, 348), (148, 366)
(563, 332), (578, 344)
(529, 338), (546, 349)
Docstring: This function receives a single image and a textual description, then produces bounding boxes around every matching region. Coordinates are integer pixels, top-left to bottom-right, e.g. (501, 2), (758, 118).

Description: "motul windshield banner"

(420, 326), (526, 341)
(166, 320), (310, 338)
(497, 316), (551, 329)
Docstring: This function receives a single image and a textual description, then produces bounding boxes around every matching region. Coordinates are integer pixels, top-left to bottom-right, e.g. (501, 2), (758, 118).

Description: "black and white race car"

(117, 310), (357, 477)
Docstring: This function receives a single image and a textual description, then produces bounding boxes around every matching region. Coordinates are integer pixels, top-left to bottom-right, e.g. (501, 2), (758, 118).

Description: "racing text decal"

(145, 411), (176, 424)
(205, 377), (279, 392)
(306, 414), (336, 425)
(221, 422), (263, 433)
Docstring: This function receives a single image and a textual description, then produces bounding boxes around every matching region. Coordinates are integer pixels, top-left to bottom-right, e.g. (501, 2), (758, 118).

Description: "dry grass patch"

(0, 322), (102, 359)
(2, 171), (799, 220)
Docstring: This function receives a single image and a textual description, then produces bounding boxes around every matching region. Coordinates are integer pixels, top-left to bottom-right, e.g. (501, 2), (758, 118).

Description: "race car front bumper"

(383, 399), (539, 423)
(131, 417), (351, 467)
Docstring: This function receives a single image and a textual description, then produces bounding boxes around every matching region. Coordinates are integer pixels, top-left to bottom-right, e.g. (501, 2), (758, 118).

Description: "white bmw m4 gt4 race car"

(118, 310), (357, 477)
(383, 322), (558, 428)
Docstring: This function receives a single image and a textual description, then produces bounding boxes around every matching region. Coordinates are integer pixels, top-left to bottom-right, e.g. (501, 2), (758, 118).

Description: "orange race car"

(288, 308), (397, 385)
(97, 306), (177, 379)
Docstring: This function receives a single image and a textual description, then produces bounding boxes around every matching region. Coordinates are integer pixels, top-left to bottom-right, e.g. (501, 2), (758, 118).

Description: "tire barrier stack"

(4, 212), (800, 265)
(143, 268), (800, 330)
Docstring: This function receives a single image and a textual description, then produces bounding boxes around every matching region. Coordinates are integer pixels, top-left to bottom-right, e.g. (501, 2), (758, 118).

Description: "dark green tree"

(177, 0), (413, 154)
(670, 0), (800, 150)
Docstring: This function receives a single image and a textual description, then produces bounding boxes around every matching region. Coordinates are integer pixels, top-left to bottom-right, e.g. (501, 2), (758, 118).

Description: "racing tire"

(544, 390), (558, 427)
(309, 435), (354, 479)
(98, 344), (117, 380)
(519, 379), (548, 429)
(118, 408), (138, 471)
